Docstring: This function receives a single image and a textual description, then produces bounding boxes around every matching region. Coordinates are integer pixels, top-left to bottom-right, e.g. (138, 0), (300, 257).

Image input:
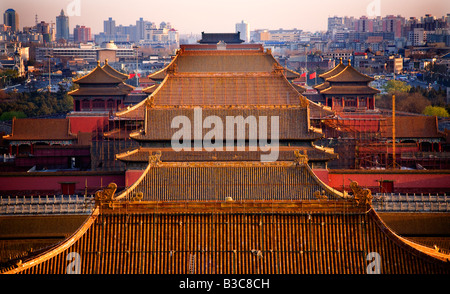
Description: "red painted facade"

(125, 169), (145, 188)
(315, 169), (450, 193)
(1, 168), (448, 196)
(68, 115), (109, 134)
(0, 172), (125, 195)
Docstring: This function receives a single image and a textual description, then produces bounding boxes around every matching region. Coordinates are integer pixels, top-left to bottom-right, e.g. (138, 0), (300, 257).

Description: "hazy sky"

(1, 0), (449, 35)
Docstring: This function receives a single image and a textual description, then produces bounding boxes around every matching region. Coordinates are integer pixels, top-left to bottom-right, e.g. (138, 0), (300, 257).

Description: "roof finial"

(348, 59), (351, 66)
(97, 60), (100, 67)
(339, 57), (342, 64)
(105, 59), (108, 64)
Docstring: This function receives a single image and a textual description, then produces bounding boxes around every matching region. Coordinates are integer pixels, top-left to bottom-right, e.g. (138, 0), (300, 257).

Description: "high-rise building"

(56, 9), (69, 41)
(357, 16), (373, 33)
(235, 20), (250, 43)
(327, 16), (344, 32)
(136, 17), (146, 41)
(408, 27), (425, 46)
(36, 21), (54, 43)
(74, 25), (91, 43)
(3, 8), (19, 32)
(382, 15), (405, 38)
(104, 17), (116, 36)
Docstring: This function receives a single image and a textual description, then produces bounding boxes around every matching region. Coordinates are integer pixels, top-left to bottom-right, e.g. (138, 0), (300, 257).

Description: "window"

(81, 100), (90, 111)
(359, 97), (367, 107)
(107, 99), (115, 110)
(92, 99), (105, 110)
(344, 97), (356, 107)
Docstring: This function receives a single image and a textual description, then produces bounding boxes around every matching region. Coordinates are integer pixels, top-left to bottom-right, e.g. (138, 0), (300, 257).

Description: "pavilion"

(1, 42), (449, 275)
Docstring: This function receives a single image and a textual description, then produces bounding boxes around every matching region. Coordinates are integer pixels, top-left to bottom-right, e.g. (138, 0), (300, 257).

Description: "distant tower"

(103, 17), (116, 36)
(235, 20), (250, 43)
(56, 9), (69, 41)
(3, 9), (19, 32)
(136, 17), (145, 41)
(74, 25), (91, 43)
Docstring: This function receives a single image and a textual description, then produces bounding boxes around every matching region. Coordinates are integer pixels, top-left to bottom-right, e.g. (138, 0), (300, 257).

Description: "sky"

(1, 0), (449, 35)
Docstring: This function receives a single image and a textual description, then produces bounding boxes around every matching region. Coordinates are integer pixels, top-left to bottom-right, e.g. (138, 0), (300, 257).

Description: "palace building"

(2, 118), (92, 172)
(66, 59), (134, 135)
(1, 42), (449, 274)
(314, 58), (380, 112)
(69, 59), (133, 113)
(1, 157), (449, 274)
(115, 43), (336, 172)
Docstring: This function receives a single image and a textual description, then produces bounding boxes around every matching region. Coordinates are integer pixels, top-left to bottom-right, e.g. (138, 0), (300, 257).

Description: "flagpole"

(303, 44), (309, 87)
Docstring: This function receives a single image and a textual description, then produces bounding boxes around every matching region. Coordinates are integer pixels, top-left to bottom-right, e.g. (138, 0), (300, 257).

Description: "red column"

(8, 145), (12, 155)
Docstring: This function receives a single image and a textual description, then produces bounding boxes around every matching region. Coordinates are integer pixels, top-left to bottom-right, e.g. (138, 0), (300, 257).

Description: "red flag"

(300, 72), (306, 78)
(309, 72), (316, 79)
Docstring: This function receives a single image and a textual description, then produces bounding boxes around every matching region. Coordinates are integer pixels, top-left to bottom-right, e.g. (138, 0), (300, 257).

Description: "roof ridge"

(101, 59), (129, 81)
(325, 63), (374, 83)
(73, 61), (125, 84)
(318, 58), (346, 79)
(368, 209), (450, 264)
(1, 207), (100, 274)
(148, 51), (180, 80)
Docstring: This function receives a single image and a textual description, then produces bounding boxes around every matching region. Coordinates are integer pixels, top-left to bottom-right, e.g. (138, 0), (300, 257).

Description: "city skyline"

(0, 0), (449, 35)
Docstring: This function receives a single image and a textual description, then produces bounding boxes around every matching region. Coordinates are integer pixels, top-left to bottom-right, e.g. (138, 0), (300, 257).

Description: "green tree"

(0, 90), (74, 119)
(61, 94), (74, 110)
(0, 111), (27, 121)
(422, 106), (450, 117)
(383, 80), (411, 93)
(0, 69), (19, 88)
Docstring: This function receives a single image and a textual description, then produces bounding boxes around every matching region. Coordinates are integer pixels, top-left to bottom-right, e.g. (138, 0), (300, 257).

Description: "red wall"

(125, 169), (145, 188)
(313, 169), (450, 193)
(0, 172), (125, 195)
(2, 168), (448, 196)
(69, 116), (109, 134)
